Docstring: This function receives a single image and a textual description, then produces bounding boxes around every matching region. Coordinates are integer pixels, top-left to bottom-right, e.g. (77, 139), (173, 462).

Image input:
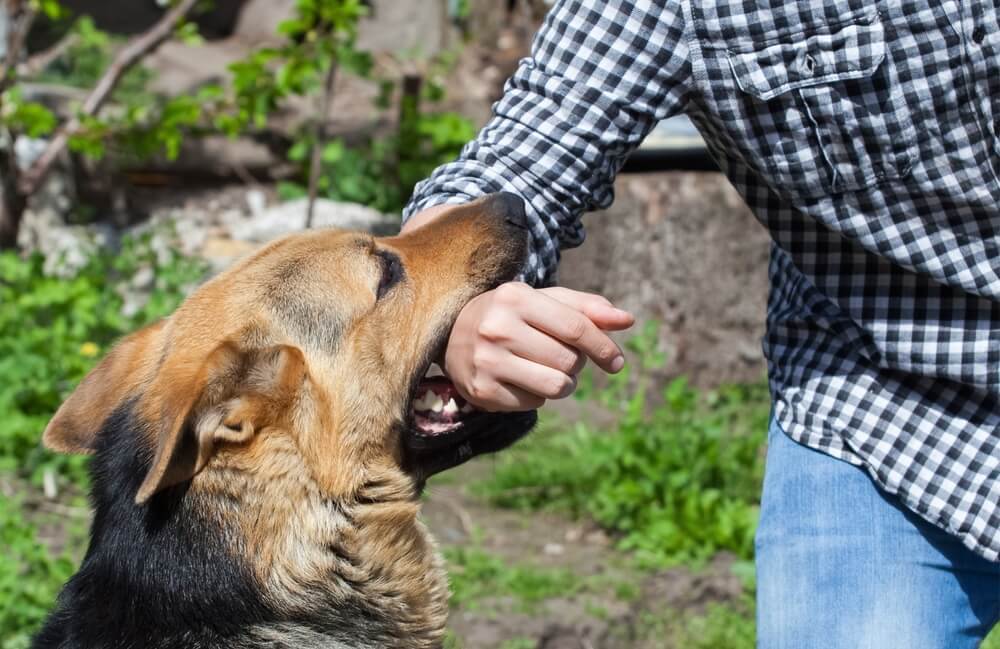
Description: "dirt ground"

(422, 401), (748, 649)
(424, 464), (746, 649)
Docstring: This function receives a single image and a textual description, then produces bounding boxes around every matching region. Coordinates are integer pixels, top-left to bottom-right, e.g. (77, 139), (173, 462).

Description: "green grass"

(0, 497), (83, 649)
(473, 377), (770, 567)
(674, 600), (756, 649)
(0, 231), (205, 646)
(444, 543), (582, 613)
(497, 639), (536, 649)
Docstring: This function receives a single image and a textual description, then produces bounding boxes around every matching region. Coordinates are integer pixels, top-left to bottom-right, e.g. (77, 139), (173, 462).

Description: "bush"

(0, 497), (81, 649)
(280, 96), (476, 213)
(474, 329), (770, 566)
(0, 233), (205, 646)
(0, 233), (205, 486)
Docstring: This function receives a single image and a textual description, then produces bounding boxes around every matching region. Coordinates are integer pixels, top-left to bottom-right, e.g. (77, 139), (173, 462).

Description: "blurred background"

(3, 2), (991, 648)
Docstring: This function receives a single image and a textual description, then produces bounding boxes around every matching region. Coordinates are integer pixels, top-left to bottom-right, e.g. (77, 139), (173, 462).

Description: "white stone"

(543, 543), (565, 556)
(245, 189), (267, 217)
(229, 198), (399, 243)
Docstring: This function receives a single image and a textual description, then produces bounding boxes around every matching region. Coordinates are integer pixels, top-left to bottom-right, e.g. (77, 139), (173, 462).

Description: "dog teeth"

(412, 388), (470, 416)
(413, 391), (434, 411)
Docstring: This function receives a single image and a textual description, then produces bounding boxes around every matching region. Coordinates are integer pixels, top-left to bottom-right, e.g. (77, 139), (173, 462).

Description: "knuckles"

(476, 317), (509, 342)
(595, 343), (619, 364)
(492, 282), (529, 307)
(541, 373), (575, 399)
(466, 376), (498, 404)
(563, 317), (590, 345)
(554, 350), (583, 375)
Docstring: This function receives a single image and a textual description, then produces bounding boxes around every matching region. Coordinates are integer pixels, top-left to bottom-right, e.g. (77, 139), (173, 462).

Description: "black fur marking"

(33, 401), (275, 649)
(32, 401), (390, 649)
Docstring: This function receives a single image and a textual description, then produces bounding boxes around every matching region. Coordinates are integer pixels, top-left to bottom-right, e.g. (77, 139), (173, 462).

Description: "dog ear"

(43, 322), (166, 455)
(134, 343), (306, 504)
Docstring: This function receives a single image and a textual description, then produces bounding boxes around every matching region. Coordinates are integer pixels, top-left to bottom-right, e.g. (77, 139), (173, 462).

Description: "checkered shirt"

(404, 0), (1000, 561)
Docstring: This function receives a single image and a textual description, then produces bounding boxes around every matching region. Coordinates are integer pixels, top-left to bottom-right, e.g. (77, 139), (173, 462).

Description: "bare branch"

(17, 0), (200, 196)
(306, 60), (338, 229)
(18, 30), (77, 77)
(0, 0), (37, 97)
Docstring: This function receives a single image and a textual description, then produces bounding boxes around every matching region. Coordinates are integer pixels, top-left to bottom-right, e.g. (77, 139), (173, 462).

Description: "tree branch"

(306, 59), (338, 229)
(16, 0), (199, 196)
(0, 0), (37, 97)
(18, 30), (77, 77)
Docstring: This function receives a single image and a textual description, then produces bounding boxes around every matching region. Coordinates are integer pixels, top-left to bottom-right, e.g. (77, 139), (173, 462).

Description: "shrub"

(474, 329), (770, 567)
(0, 233), (204, 645)
(0, 233), (204, 486)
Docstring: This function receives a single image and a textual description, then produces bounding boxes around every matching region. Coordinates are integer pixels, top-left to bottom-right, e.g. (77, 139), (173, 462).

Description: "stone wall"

(558, 172), (771, 388)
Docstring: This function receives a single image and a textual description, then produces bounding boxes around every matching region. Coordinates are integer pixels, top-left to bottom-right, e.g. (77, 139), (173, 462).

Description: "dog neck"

(33, 403), (449, 649)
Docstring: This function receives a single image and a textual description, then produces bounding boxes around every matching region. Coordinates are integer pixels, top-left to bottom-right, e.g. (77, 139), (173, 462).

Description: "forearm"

(404, 0), (692, 286)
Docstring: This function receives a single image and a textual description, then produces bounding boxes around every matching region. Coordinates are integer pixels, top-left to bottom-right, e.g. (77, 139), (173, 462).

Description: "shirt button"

(972, 26), (985, 43)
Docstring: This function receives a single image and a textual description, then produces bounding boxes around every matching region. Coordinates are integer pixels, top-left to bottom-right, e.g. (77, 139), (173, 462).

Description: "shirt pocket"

(708, 12), (915, 199)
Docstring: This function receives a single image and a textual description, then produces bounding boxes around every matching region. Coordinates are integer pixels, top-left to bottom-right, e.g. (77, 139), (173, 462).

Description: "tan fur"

(43, 197), (526, 648)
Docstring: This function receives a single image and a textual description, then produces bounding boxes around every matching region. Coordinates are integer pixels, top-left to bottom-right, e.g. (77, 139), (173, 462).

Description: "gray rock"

(228, 198), (399, 242)
(13, 136), (48, 170)
(17, 207), (115, 278)
(233, 0), (295, 43)
(245, 189), (267, 217)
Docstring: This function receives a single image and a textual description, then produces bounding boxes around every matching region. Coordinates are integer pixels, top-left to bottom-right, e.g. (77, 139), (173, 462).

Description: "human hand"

(443, 282), (634, 411)
(403, 203), (635, 412)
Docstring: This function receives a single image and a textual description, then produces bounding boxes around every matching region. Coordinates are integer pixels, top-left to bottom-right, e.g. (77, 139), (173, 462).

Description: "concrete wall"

(559, 172), (771, 388)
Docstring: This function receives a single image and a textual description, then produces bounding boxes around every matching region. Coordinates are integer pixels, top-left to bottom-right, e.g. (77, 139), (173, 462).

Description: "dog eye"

(376, 251), (403, 300)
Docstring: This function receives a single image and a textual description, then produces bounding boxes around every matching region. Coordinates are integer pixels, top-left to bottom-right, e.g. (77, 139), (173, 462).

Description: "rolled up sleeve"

(403, 0), (692, 286)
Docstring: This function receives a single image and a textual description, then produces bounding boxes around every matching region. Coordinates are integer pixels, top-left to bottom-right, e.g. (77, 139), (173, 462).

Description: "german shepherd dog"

(33, 193), (536, 649)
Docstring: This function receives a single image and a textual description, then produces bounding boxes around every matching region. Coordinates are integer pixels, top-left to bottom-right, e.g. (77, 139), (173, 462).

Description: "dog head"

(42, 193), (535, 505)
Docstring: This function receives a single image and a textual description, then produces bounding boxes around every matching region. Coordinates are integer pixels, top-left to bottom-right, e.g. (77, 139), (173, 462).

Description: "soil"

(423, 462), (746, 648)
(422, 401), (748, 649)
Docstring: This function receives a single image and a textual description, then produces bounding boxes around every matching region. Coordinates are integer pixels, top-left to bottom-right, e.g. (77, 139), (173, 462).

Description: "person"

(401, 1), (1000, 647)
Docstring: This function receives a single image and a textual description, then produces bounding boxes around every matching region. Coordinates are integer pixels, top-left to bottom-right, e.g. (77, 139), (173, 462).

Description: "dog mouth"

(404, 363), (536, 477)
(409, 369), (475, 439)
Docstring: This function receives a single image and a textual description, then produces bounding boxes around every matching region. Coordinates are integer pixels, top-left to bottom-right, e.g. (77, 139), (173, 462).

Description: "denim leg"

(756, 420), (1000, 649)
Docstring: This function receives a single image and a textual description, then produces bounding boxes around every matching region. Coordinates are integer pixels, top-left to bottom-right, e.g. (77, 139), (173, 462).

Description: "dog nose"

(492, 192), (528, 230)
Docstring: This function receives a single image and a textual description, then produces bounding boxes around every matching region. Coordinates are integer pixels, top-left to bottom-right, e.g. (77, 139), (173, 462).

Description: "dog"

(33, 193), (536, 649)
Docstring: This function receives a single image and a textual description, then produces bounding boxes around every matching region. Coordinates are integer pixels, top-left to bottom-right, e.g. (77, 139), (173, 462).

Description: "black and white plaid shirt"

(404, 0), (1000, 561)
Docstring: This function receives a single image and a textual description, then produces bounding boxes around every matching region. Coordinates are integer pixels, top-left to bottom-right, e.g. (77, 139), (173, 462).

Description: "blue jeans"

(756, 420), (1000, 649)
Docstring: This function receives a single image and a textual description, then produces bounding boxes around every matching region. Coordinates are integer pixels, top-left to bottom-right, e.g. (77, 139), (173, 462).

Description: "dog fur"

(33, 194), (535, 649)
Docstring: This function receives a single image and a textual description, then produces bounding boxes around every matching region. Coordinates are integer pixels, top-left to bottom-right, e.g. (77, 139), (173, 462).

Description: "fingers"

(462, 378), (548, 413)
(503, 289), (625, 373)
(539, 287), (635, 331)
(443, 282), (633, 412)
(491, 318), (587, 376)
(459, 347), (575, 411)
